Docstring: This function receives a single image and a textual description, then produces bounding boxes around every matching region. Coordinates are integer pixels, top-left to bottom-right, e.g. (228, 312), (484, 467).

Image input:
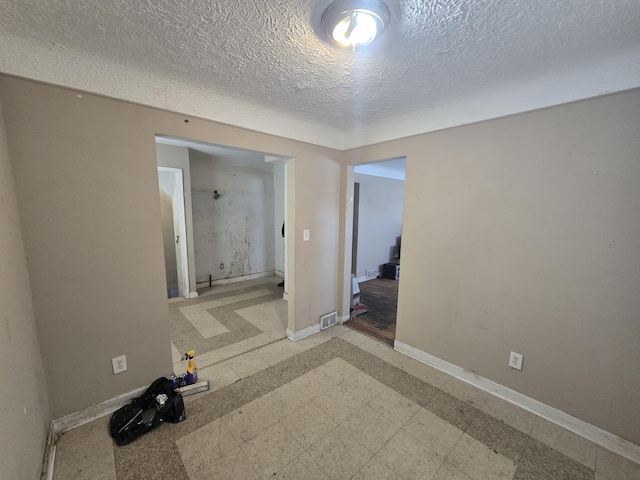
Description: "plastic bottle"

(184, 350), (198, 385)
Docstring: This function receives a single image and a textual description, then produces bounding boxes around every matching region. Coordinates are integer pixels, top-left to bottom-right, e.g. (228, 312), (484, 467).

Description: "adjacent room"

(1, 0), (639, 479)
(348, 158), (405, 346)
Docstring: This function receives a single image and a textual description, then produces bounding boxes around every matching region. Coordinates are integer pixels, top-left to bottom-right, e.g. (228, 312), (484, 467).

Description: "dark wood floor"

(347, 277), (398, 346)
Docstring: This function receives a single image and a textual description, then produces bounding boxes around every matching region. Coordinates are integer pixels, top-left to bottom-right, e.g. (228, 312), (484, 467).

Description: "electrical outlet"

(219, 263), (224, 269)
(112, 355), (127, 374)
(303, 229), (310, 241)
(509, 351), (523, 371)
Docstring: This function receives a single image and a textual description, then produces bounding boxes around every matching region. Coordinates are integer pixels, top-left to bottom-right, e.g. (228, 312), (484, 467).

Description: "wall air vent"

(366, 269), (378, 280)
(320, 311), (338, 330)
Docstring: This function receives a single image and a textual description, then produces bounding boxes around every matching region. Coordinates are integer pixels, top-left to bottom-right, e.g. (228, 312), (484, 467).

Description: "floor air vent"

(320, 311), (338, 330)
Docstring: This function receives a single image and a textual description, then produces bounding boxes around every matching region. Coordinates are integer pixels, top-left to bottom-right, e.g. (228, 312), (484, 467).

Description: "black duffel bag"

(109, 377), (186, 446)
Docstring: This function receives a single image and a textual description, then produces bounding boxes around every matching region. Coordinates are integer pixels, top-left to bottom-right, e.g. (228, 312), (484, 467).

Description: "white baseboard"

(41, 424), (57, 480)
(196, 271), (275, 288)
(43, 384), (148, 480)
(52, 386), (147, 435)
(188, 291), (199, 299)
(356, 275), (368, 284)
(286, 323), (320, 341)
(394, 340), (640, 465)
(340, 314), (351, 324)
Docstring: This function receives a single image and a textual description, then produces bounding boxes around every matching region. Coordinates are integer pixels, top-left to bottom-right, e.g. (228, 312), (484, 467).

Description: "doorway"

(157, 167), (189, 299)
(346, 157), (406, 345)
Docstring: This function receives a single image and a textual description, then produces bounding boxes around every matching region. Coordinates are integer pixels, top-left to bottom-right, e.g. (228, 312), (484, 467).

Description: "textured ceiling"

(1, 0), (639, 149)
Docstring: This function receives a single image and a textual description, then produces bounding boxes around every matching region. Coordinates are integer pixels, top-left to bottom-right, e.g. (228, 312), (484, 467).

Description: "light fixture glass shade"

(321, 0), (391, 48)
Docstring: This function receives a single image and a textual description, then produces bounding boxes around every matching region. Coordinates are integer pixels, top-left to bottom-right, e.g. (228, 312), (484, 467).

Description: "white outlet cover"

(303, 229), (310, 241)
(509, 351), (523, 371)
(112, 355), (127, 374)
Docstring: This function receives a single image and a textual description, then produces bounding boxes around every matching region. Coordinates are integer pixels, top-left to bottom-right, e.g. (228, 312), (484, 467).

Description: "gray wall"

(0, 98), (50, 479)
(354, 173), (404, 279)
(189, 150), (276, 283)
(345, 89), (640, 445)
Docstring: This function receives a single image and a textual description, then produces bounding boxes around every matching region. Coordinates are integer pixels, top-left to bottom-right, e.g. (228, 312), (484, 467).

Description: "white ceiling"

(2, 0), (639, 150)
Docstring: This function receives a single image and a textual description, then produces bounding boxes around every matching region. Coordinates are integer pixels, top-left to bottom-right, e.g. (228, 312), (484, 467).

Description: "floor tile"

(254, 340), (296, 366)
(197, 360), (241, 393)
(183, 311), (230, 338)
(53, 416), (116, 480)
(358, 338), (395, 359)
(281, 402), (338, 448)
(514, 437), (594, 480)
(171, 342), (183, 362)
(375, 428), (449, 480)
(262, 382), (311, 420)
(227, 352), (271, 378)
(368, 386), (421, 426)
(222, 396), (279, 443)
(480, 396), (537, 435)
(433, 462), (474, 480)
(595, 447), (640, 480)
(315, 356), (361, 383)
(447, 433), (518, 480)
(273, 451), (326, 479)
(530, 417), (597, 469)
(190, 446), (260, 480)
(290, 368), (337, 399)
(175, 418), (238, 477)
(307, 425), (374, 480)
(241, 422), (305, 478)
(465, 410), (529, 463)
(352, 455), (401, 480)
(342, 369), (387, 404)
(339, 328), (369, 346)
(440, 376), (489, 408)
(312, 383), (365, 424)
(341, 404), (401, 454)
(424, 389), (479, 431)
(401, 408), (464, 453)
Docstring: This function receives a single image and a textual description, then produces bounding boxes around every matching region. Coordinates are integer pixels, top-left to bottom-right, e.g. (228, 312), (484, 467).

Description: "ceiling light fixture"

(321, 0), (391, 49)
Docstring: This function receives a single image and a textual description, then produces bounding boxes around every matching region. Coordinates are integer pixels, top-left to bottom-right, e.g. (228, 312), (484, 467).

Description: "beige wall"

(344, 89), (640, 444)
(0, 97), (50, 478)
(0, 75), (342, 418)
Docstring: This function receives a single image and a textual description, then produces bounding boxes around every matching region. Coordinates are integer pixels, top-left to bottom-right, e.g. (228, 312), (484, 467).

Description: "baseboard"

(52, 385), (147, 435)
(356, 275), (368, 284)
(286, 323), (320, 341)
(188, 291), (199, 299)
(394, 340), (640, 465)
(340, 314), (351, 324)
(40, 424), (57, 480)
(43, 384), (148, 479)
(195, 271), (275, 288)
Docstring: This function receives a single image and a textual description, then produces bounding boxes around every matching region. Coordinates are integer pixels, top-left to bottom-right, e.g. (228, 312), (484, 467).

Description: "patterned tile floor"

(52, 278), (640, 479)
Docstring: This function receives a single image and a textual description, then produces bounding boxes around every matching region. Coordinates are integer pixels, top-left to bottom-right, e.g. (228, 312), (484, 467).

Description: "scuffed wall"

(344, 89), (640, 445)
(0, 96), (50, 479)
(190, 150), (276, 283)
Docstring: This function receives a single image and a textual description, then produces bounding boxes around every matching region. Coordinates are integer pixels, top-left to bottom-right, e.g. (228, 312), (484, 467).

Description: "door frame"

(158, 166), (190, 299)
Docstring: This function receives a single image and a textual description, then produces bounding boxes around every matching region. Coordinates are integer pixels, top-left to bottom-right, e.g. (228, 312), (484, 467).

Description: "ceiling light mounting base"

(321, 0), (391, 48)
